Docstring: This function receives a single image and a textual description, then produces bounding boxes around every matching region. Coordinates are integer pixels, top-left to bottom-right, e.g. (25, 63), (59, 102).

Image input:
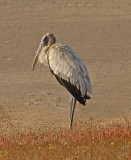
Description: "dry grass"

(0, 121), (131, 160)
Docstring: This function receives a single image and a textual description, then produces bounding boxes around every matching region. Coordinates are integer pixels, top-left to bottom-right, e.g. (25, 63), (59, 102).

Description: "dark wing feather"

(55, 74), (86, 105)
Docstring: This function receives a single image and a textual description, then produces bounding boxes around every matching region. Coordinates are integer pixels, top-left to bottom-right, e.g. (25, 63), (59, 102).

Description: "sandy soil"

(0, 0), (131, 133)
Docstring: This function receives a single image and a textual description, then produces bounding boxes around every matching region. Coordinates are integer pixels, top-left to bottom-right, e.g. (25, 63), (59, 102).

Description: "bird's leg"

(70, 97), (76, 130)
(69, 95), (73, 121)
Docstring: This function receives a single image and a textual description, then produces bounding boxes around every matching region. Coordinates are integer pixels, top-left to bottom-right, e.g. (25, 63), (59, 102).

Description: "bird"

(32, 33), (93, 129)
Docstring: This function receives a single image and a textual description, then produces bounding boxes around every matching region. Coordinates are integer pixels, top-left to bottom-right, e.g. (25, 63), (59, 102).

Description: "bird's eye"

(43, 36), (49, 46)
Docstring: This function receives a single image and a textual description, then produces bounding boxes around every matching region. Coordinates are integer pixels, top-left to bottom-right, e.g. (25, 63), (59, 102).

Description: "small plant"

(0, 121), (130, 160)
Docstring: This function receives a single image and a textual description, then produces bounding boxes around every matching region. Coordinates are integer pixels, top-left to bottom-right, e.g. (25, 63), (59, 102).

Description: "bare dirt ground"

(0, 0), (131, 133)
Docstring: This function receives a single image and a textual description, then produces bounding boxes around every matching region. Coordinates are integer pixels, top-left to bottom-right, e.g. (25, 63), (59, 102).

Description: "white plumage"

(32, 33), (92, 129)
(48, 43), (92, 97)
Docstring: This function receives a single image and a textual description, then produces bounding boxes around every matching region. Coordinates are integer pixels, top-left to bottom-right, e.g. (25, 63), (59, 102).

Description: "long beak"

(32, 43), (42, 71)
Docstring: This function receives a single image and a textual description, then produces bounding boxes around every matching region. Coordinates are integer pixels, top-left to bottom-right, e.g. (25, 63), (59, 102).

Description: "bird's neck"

(45, 45), (51, 53)
(38, 45), (51, 66)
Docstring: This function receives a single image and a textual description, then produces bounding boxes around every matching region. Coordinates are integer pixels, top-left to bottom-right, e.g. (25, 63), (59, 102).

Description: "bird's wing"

(48, 43), (92, 100)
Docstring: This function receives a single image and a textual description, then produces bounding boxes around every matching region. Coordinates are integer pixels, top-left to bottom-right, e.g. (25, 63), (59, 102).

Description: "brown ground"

(0, 0), (131, 133)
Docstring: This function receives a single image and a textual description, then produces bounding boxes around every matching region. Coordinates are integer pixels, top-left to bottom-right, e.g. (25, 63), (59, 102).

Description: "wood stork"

(32, 33), (92, 129)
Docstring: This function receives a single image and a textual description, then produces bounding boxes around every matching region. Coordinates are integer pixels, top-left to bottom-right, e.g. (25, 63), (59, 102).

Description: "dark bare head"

(32, 33), (56, 70)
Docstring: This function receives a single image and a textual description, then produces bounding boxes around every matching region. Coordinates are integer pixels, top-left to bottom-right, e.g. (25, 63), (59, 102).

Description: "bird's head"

(32, 33), (56, 71)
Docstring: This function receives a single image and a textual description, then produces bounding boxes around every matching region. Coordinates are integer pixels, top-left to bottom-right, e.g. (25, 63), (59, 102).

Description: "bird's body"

(32, 33), (92, 129)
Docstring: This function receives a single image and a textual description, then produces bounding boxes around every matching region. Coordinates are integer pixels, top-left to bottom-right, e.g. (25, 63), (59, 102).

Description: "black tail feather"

(55, 74), (88, 105)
